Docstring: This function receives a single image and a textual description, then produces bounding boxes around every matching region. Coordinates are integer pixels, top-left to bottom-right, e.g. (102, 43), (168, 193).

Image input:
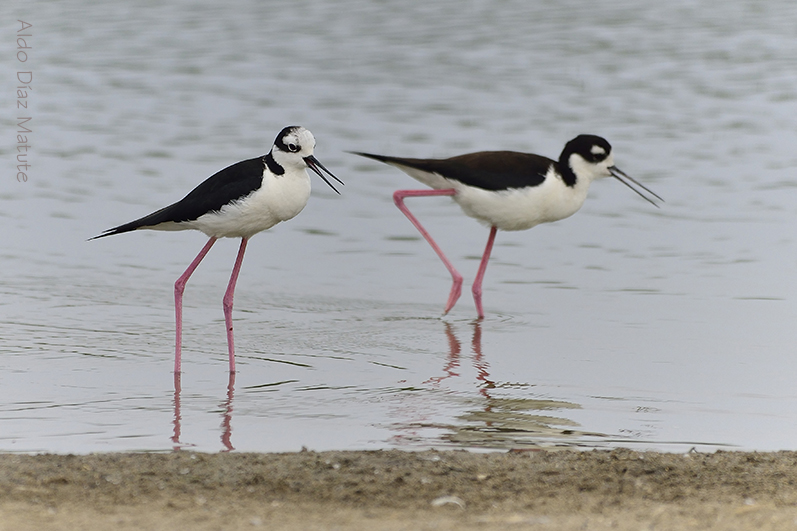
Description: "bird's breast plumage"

(189, 169), (311, 239)
(453, 167), (591, 231)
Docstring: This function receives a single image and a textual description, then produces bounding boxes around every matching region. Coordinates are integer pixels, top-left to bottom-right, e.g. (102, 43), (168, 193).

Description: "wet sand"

(2, 449), (796, 530)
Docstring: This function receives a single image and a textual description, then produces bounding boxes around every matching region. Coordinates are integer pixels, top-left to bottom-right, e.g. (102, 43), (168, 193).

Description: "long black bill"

(304, 155), (344, 195)
(609, 166), (663, 208)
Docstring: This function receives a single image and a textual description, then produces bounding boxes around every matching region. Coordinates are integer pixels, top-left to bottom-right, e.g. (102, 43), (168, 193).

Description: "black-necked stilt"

(92, 126), (342, 374)
(353, 134), (661, 318)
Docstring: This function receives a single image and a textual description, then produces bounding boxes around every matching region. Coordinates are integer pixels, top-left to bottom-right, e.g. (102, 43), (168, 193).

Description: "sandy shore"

(2, 449), (797, 530)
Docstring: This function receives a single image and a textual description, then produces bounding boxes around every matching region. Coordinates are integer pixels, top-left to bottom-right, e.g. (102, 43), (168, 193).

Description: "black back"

(92, 156), (267, 239)
(355, 134), (615, 191)
(354, 151), (555, 192)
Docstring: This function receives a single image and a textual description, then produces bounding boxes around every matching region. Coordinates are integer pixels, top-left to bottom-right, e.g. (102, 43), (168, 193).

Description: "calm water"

(1, 0), (796, 453)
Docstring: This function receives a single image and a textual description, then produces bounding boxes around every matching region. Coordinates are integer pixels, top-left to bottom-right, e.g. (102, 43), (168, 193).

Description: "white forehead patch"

(281, 127), (316, 154)
(590, 145), (607, 156)
(295, 128), (316, 150)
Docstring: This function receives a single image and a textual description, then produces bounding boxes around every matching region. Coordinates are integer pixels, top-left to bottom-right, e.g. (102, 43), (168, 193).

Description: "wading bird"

(353, 135), (660, 318)
(92, 126), (342, 373)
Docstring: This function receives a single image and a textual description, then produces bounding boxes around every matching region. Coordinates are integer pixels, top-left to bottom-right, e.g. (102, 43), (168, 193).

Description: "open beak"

(305, 155), (344, 195)
(609, 166), (663, 208)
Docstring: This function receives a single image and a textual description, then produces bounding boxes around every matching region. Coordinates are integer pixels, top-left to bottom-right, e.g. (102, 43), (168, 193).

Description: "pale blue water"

(1, 0), (796, 453)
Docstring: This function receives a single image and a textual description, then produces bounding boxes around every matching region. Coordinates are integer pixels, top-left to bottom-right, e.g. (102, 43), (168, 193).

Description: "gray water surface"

(1, 0), (796, 453)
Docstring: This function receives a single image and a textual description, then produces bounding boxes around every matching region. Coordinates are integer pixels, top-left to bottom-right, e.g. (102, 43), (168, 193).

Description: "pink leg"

(223, 238), (248, 374)
(472, 226), (497, 319)
(393, 189), (463, 314)
(174, 237), (217, 374)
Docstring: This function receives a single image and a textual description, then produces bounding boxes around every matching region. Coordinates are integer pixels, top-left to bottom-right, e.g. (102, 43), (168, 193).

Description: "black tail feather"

(88, 203), (177, 241)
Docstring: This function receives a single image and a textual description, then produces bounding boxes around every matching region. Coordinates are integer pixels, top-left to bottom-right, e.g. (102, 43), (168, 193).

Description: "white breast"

(453, 167), (592, 231)
(190, 169), (312, 239)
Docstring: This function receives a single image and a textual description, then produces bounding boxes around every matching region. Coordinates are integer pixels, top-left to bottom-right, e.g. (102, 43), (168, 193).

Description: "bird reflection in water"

(171, 372), (236, 452)
(219, 372), (236, 452)
(416, 321), (604, 450)
(171, 373), (184, 451)
(425, 321), (493, 399)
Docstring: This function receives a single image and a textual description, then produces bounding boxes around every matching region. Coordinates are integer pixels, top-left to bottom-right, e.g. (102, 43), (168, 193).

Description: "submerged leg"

(471, 226), (497, 319)
(393, 189), (462, 314)
(174, 237), (217, 374)
(223, 238), (248, 373)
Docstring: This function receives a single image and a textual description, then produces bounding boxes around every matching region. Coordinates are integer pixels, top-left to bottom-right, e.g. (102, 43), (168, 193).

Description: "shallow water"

(1, 0), (797, 453)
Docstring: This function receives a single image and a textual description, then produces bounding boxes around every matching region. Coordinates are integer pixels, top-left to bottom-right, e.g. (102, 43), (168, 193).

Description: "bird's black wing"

(354, 151), (555, 192)
(91, 157), (266, 239)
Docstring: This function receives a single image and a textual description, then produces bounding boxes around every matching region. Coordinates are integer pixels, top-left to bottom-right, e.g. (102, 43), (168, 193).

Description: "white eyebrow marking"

(591, 145), (606, 155)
